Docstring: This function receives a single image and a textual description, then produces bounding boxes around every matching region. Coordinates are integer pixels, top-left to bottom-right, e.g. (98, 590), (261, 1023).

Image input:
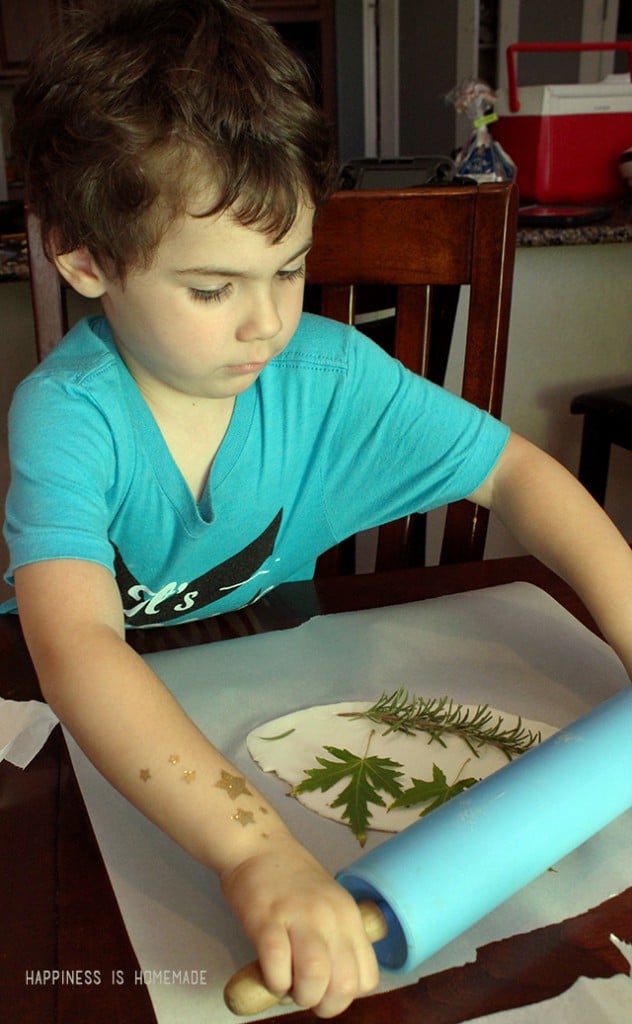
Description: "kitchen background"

(1, 0), (631, 598)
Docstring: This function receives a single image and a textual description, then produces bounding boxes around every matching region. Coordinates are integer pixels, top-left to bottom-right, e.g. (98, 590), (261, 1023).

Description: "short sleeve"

(318, 327), (510, 541)
(4, 374), (122, 582)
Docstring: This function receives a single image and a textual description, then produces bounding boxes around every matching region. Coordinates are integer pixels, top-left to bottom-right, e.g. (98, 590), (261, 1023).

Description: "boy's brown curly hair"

(12, 0), (337, 279)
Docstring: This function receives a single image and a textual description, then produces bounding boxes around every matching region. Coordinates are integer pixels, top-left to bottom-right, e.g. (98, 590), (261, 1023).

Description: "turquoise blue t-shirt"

(2, 313), (509, 626)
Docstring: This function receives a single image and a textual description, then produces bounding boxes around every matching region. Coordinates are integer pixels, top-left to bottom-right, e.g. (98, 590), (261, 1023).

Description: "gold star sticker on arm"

(215, 770), (252, 800)
(231, 807), (255, 827)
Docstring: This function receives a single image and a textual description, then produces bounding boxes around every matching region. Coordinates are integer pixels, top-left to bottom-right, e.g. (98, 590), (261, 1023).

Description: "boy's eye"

(189, 284), (231, 304)
(277, 264), (305, 283)
(188, 265), (304, 303)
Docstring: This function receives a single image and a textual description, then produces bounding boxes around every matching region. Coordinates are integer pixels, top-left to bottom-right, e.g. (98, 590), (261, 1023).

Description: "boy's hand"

(220, 835), (379, 1018)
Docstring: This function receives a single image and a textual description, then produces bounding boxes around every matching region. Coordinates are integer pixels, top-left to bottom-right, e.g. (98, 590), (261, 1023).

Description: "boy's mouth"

(227, 360), (268, 375)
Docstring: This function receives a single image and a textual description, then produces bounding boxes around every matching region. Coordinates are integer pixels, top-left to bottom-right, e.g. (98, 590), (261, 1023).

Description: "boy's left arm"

(469, 432), (632, 680)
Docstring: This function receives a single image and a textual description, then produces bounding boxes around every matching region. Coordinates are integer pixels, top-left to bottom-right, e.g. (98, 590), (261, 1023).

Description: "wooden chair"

(25, 206), (68, 362)
(25, 183), (519, 572)
(306, 182), (519, 573)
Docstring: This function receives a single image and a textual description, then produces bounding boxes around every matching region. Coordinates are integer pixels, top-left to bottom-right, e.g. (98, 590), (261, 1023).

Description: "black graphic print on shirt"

(113, 509), (283, 625)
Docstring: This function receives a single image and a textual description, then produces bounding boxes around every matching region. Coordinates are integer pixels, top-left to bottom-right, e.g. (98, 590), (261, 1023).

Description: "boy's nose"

(236, 290), (282, 342)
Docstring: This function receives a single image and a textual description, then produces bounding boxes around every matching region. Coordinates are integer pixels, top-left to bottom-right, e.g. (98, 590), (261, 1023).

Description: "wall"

(431, 240), (632, 561)
(334, 0), (365, 163)
(397, 0), (464, 155)
(517, 0), (584, 84)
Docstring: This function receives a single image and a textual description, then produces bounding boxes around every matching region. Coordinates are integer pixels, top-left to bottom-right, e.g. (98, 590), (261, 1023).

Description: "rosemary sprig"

(342, 688), (541, 762)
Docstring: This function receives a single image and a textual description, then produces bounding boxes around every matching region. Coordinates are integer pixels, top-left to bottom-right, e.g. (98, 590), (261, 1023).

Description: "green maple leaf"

(292, 745), (405, 846)
(389, 763), (479, 818)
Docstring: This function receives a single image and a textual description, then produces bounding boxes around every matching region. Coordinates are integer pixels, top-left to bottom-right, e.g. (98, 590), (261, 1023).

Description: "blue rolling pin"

(224, 688), (632, 1014)
(337, 687), (632, 971)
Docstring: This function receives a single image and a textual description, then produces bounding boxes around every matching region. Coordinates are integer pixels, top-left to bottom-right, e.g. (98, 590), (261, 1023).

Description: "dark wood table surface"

(1, 555), (630, 1024)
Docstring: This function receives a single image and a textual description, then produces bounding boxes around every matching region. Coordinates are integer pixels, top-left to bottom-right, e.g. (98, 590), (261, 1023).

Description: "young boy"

(4, 0), (631, 1017)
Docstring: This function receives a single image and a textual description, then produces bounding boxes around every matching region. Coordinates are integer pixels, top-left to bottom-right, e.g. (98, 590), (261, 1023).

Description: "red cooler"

(494, 42), (632, 203)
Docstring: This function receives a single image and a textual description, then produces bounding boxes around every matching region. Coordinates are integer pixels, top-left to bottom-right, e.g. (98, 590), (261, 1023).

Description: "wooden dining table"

(1, 553), (630, 1024)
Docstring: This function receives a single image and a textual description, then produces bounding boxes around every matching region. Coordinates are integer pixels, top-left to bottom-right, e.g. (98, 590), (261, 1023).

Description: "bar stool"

(570, 384), (632, 505)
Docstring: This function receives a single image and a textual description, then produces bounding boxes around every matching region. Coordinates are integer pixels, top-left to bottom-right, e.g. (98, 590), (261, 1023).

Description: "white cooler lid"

(496, 80), (632, 117)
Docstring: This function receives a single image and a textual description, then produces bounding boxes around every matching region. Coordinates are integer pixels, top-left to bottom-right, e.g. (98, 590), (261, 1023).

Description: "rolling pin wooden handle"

(223, 899), (388, 1017)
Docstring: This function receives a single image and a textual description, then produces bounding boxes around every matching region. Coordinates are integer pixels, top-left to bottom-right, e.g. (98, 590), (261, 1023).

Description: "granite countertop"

(0, 234), (28, 282)
(3, 199), (632, 283)
(516, 198), (632, 247)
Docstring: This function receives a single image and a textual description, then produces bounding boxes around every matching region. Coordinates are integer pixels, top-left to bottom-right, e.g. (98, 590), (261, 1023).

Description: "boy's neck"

(143, 389), (236, 504)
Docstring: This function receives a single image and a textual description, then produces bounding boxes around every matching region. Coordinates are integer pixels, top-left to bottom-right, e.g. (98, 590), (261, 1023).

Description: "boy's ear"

(53, 247), (109, 298)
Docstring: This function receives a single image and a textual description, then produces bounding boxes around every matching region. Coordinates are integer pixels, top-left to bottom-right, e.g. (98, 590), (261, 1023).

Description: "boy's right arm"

(15, 559), (378, 1018)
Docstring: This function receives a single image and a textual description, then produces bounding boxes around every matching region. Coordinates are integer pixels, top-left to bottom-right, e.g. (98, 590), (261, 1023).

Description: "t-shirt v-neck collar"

(114, 348), (256, 532)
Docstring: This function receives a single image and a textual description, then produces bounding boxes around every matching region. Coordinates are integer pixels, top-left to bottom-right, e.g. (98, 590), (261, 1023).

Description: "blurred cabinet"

(0, 0), (85, 80)
(0, 0), (56, 78)
(246, 1), (336, 120)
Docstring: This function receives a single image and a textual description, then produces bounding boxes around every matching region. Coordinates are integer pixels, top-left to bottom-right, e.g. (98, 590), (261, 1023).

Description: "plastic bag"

(447, 80), (515, 183)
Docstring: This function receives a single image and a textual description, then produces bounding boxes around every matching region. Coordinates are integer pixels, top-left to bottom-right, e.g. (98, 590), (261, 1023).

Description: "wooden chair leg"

(577, 413), (612, 506)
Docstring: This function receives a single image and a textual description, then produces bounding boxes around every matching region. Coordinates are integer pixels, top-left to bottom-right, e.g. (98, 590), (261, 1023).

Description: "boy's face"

(91, 200), (315, 404)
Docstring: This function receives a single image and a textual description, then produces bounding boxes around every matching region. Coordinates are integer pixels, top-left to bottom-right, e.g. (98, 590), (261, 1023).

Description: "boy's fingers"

(257, 922), (293, 998)
(286, 919), (379, 1018)
(286, 922), (335, 1010)
(355, 935), (380, 994)
(308, 945), (360, 1019)
(316, 932), (380, 1019)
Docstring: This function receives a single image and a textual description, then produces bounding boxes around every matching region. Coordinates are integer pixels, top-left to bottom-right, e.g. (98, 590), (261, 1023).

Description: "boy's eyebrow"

(174, 239), (313, 278)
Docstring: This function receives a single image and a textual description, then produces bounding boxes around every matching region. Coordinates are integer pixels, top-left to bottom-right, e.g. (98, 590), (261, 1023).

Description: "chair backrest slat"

(320, 284), (355, 325)
(393, 285), (431, 377)
(25, 207), (68, 362)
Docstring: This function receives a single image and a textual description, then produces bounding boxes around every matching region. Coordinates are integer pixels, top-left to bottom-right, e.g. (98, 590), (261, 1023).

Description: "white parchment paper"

(64, 583), (632, 1023)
